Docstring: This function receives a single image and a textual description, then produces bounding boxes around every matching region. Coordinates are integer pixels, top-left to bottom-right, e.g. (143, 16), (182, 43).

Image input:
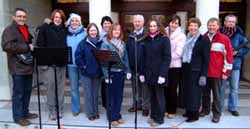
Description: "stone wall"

(0, 0), (52, 100)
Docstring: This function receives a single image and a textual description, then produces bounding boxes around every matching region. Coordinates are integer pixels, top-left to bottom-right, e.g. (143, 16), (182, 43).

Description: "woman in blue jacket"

(75, 23), (102, 121)
(101, 23), (131, 127)
(66, 13), (86, 116)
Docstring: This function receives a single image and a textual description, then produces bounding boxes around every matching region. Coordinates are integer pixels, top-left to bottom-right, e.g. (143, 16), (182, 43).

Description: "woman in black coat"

(144, 19), (171, 127)
(182, 18), (210, 122)
(36, 9), (67, 120)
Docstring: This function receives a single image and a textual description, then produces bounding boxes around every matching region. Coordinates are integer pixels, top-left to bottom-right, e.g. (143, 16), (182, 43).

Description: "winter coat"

(144, 34), (171, 86)
(220, 26), (249, 70)
(184, 35), (210, 76)
(166, 27), (186, 68)
(100, 39), (130, 79)
(36, 23), (67, 48)
(67, 26), (86, 66)
(205, 32), (233, 78)
(1, 22), (33, 75)
(75, 37), (103, 78)
(126, 30), (147, 75)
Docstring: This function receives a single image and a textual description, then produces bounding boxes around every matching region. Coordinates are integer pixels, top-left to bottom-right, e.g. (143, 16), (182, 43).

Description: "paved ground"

(0, 80), (250, 129)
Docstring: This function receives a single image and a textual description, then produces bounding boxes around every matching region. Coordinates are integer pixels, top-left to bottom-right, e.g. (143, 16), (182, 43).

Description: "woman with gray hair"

(182, 17), (210, 122)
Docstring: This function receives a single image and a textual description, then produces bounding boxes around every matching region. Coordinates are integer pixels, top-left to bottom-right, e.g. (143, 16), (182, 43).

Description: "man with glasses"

(1, 8), (37, 126)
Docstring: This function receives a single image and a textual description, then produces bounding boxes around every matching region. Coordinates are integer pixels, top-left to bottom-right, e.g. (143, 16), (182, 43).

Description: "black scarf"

(221, 26), (236, 38)
(88, 36), (99, 45)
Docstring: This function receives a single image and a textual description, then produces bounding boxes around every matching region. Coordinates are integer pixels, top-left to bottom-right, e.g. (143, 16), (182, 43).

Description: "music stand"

(94, 50), (125, 129)
(33, 47), (72, 129)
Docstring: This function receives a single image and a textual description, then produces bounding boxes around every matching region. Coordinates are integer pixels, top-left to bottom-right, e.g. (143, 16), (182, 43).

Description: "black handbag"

(16, 52), (33, 65)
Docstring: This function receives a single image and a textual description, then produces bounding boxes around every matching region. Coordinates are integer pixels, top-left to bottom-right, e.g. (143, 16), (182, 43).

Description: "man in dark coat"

(127, 14), (150, 116)
(1, 8), (37, 126)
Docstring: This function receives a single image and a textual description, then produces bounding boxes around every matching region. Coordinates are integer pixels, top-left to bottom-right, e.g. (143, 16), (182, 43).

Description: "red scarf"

(19, 25), (29, 42)
(149, 31), (159, 38)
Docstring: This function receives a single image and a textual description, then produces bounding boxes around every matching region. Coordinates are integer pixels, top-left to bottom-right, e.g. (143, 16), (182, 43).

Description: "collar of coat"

(12, 21), (33, 43)
(128, 31), (147, 43)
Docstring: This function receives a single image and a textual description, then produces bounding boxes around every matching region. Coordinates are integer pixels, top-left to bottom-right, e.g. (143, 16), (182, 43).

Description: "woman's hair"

(101, 16), (113, 27)
(146, 19), (166, 36)
(86, 23), (100, 38)
(168, 14), (181, 26)
(50, 9), (66, 24)
(187, 17), (202, 27)
(107, 23), (124, 41)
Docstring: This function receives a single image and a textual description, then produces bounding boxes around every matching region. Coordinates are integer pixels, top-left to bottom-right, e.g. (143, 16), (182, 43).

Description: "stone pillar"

(245, 0), (250, 35)
(111, 12), (119, 23)
(89, 0), (111, 30)
(0, 0), (11, 100)
(196, 0), (220, 34)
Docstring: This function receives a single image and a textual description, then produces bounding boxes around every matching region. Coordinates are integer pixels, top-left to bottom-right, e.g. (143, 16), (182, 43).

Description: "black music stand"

(33, 47), (72, 129)
(94, 50), (125, 129)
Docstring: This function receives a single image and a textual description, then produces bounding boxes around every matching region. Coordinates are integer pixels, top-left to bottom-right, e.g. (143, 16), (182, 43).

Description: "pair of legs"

(221, 69), (240, 115)
(81, 75), (101, 119)
(165, 68), (181, 117)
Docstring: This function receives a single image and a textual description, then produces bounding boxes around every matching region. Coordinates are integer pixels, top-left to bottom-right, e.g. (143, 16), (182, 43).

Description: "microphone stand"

(134, 34), (138, 129)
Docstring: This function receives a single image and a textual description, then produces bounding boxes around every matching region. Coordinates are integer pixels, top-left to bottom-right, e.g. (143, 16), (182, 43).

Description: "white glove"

(126, 73), (132, 80)
(139, 75), (145, 83)
(105, 79), (112, 84)
(29, 44), (34, 51)
(157, 76), (165, 84)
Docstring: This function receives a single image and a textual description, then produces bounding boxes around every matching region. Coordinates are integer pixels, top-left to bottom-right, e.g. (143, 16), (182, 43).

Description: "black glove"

(199, 76), (206, 87)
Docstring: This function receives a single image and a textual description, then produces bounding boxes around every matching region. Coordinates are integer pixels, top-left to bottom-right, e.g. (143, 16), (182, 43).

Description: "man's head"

(12, 8), (27, 26)
(224, 14), (237, 28)
(207, 17), (220, 34)
(133, 14), (144, 31)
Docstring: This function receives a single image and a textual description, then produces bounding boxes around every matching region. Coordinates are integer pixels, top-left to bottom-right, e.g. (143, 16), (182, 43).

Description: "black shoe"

(186, 118), (198, 123)
(128, 106), (142, 112)
(182, 113), (187, 117)
(25, 112), (38, 119)
(212, 117), (220, 123)
(199, 111), (209, 117)
(229, 110), (240, 116)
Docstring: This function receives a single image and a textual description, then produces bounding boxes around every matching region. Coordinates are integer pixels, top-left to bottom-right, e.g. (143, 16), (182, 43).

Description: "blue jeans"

(81, 75), (101, 117)
(221, 70), (240, 111)
(12, 74), (32, 122)
(68, 66), (81, 113)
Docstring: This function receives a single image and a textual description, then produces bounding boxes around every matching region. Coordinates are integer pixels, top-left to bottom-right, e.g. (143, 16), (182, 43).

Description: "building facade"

(0, 0), (250, 100)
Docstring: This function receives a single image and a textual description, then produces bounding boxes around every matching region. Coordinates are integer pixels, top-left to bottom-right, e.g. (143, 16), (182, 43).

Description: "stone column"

(196, 0), (220, 34)
(0, 0), (11, 100)
(89, 0), (111, 30)
(245, 0), (250, 35)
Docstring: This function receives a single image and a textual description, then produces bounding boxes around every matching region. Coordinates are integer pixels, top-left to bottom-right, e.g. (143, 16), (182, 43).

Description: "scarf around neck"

(182, 32), (200, 63)
(221, 26), (236, 38)
(68, 25), (84, 35)
(19, 25), (29, 42)
(88, 36), (99, 45)
(149, 31), (159, 38)
(110, 38), (124, 58)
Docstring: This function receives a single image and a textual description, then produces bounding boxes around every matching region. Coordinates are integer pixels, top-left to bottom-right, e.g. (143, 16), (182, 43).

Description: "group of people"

(1, 7), (249, 127)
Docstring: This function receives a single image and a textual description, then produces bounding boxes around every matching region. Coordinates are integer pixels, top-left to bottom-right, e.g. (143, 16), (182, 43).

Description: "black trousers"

(165, 68), (181, 114)
(182, 63), (201, 120)
(150, 86), (165, 124)
(201, 77), (222, 118)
